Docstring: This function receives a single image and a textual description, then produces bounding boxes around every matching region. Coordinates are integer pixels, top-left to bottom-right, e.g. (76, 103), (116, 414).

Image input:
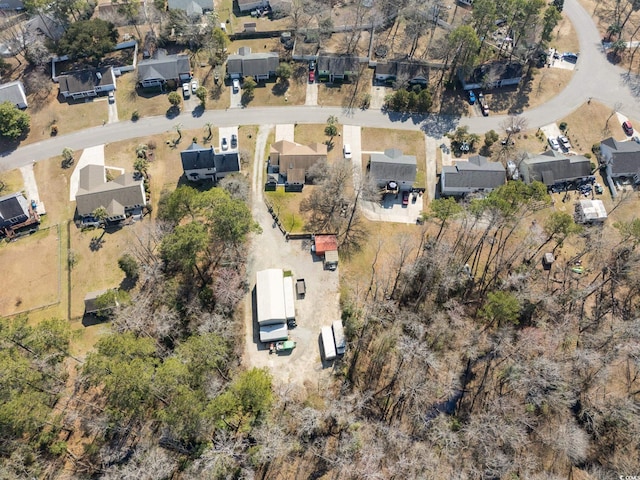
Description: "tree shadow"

(272, 80), (289, 96)
(192, 104), (204, 117)
(119, 276), (138, 292)
(241, 91), (254, 106)
(89, 233), (105, 251)
(166, 106), (180, 119)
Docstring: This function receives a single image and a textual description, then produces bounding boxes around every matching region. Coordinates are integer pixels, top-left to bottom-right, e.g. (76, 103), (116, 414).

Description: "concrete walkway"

(19, 165), (40, 203)
(275, 124), (295, 142)
(69, 145), (104, 201)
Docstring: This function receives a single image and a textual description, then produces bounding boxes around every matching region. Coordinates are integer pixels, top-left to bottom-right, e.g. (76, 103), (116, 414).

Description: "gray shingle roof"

(440, 155), (506, 195)
(600, 136), (640, 176)
(58, 67), (115, 95)
(75, 165), (145, 218)
(168, 0), (212, 14)
(226, 47), (279, 77)
(0, 81), (27, 108)
(180, 142), (240, 175)
(138, 53), (191, 82)
(317, 55), (359, 75)
(520, 151), (592, 185)
(369, 148), (417, 184)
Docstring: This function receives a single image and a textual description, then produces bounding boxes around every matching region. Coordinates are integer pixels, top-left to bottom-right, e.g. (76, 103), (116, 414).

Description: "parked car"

(232, 78), (240, 93)
(183, 83), (190, 98)
(548, 137), (560, 150)
(623, 120), (634, 136)
(402, 191), (410, 205)
(343, 143), (352, 159)
(468, 90), (476, 105)
(563, 52), (578, 63)
(221, 137), (228, 150)
(309, 70), (315, 83)
(558, 135), (571, 150)
(191, 78), (198, 93)
(595, 183), (604, 194)
(108, 91), (115, 103)
(309, 60), (316, 71)
(231, 134), (237, 149)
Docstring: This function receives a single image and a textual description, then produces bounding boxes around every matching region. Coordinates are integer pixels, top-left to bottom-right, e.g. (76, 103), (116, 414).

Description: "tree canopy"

(0, 102), (30, 140)
(57, 19), (118, 63)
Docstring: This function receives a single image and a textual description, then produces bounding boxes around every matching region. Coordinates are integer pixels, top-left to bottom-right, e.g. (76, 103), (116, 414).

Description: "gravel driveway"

(244, 125), (340, 387)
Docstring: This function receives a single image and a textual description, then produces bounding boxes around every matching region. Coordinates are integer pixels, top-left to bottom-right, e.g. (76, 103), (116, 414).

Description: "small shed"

(84, 289), (117, 314)
(314, 234), (338, 256)
(543, 252), (555, 270)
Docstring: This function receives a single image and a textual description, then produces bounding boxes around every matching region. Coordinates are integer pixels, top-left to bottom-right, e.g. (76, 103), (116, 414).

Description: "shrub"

(131, 110), (140, 121)
(559, 122), (568, 131)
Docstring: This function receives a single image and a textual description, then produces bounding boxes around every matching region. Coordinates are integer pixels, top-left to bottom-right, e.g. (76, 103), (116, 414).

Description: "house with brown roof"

(58, 67), (116, 100)
(269, 139), (327, 184)
(75, 164), (146, 224)
(226, 47), (279, 81)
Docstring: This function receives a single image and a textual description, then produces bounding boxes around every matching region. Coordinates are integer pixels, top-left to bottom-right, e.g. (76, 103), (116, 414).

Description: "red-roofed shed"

(314, 234), (338, 256)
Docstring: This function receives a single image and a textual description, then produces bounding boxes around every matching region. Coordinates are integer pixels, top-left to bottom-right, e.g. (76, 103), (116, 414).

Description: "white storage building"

(332, 320), (346, 355)
(283, 276), (296, 321)
(257, 268), (287, 325)
(321, 326), (337, 361)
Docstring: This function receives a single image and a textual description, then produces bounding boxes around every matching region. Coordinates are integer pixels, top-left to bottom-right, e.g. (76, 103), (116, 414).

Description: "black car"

(231, 134), (238, 149)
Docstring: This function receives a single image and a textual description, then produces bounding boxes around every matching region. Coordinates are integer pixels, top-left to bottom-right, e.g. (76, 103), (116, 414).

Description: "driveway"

(245, 124), (339, 386)
(342, 125), (362, 187)
(361, 193), (423, 224)
(425, 135), (438, 201)
(305, 82), (318, 106)
(540, 122), (563, 142)
(69, 145), (105, 201)
(230, 83), (242, 109)
(369, 84), (389, 110)
(275, 124), (295, 142)
(219, 126), (238, 152)
(107, 97), (119, 123)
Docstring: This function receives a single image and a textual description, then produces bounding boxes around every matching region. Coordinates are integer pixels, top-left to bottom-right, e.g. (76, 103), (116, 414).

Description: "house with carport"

(368, 148), (417, 191)
(226, 47), (279, 81)
(317, 55), (359, 83)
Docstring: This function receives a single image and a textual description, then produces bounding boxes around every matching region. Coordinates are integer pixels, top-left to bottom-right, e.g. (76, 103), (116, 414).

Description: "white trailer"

(283, 275), (295, 321)
(332, 320), (346, 355)
(257, 269), (286, 325)
(321, 326), (337, 361)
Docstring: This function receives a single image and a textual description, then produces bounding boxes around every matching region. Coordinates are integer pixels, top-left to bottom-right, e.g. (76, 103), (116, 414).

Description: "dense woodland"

(2, 179), (640, 479)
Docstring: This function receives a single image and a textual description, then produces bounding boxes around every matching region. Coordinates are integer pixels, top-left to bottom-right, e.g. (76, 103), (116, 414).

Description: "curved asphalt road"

(1, 0), (639, 171)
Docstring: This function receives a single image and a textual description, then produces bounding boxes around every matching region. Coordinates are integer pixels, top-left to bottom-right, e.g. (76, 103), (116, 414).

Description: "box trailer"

(283, 275), (295, 321)
(324, 250), (339, 270)
(321, 326), (337, 361)
(332, 320), (346, 355)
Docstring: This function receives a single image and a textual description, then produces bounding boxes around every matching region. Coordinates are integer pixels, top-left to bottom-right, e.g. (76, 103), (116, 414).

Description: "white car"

(191, 79), (199, 93)
(558, 135), (571, 150)
(232, 78), (240, 93)
(548, 137), (560, 151)
(182, 83), (190, 98)
(343, 143), (352, 159)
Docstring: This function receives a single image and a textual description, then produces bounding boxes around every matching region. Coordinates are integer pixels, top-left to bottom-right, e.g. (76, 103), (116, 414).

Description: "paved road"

(2, 0), (640, 171)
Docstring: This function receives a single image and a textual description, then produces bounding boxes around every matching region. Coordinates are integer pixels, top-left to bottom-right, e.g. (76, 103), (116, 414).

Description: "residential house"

(599, 137), (640, 193)
(25, 13), (64, 42)
(519, 150), (593, 188)
(236, 0), (268, 12)
(440, 155), (506, 197)
(58, 67), (116, 100)
(317, 55), (359, 82)
(459, 61), (523, 91)
(180, 141), (240, 182)
(0, 192), (30, 231)
(226, 47), (279, 81)
(0, 81), (28, 109)
(374, 61), (430, 87)
(168, 0), (212, 16)
(369, 148), (417, 190)
(269, 140), (327, 184)
(0, 0), (24, 10)
(75, 164), (146, 223)
(137, 51), (191, 88)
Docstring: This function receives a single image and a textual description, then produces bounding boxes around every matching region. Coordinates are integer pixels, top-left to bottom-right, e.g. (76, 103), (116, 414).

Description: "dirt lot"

(0, 227), (61, 317)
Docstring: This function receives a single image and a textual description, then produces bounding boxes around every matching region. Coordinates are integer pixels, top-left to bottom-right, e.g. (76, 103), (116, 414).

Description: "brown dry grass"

(115, 73), (174, 121)
(33, 154), (76, 225)
(0, 168), (25, 192)
(265, 186), (310, 233)
(317, 66), (373, 108)
(248, 76), (307, 107)
(323, 31), (372, 57)
(0, 227), (61, 317)
(294, 124), (343, 163)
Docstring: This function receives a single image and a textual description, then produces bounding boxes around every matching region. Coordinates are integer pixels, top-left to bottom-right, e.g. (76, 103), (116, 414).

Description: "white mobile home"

(321, 326), (337, 361)
(332, 320), (346, 355)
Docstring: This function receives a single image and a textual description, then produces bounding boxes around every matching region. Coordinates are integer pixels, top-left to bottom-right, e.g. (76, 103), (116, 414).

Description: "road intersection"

(1, 0), (639, 172)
